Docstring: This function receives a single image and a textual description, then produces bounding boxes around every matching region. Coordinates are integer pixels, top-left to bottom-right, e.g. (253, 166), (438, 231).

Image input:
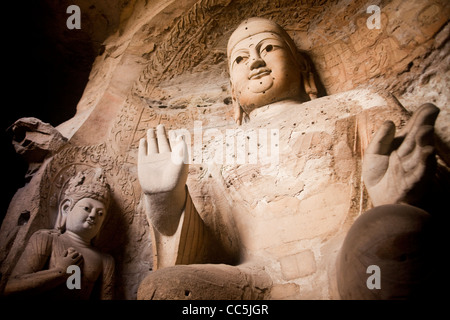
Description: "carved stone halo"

(132, 0), (325, 99)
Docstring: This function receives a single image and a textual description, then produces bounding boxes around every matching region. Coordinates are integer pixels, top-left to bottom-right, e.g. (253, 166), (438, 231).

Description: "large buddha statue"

(4, 167), (115, 300)
(136, 17), (443, 300)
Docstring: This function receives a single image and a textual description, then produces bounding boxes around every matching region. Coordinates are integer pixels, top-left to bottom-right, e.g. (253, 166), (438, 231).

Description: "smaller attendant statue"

(4, 167), (115, 299)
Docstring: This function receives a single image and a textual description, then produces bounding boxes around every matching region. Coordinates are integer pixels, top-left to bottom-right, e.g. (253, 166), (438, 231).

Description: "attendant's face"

(229, 32), (302, 114)
(65, 197), (107, 241)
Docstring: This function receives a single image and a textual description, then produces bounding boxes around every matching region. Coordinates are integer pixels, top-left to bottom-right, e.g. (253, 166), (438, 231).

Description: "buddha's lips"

(249, 68), (271, 80)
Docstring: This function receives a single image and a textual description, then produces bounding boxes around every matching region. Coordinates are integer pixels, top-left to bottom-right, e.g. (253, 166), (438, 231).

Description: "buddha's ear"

(55, 199), (72, 232)
(302, 71), (318, 100)
(296, 51), (319, 100)
(231, 84), (244, 125)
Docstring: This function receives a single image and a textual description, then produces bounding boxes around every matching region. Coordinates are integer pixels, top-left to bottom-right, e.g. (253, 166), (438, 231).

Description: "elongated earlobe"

(302, 71), (318, 100)
(233, 100), (244, 125)
(55, 199), (72, 232)
(231, 85), (244, 125)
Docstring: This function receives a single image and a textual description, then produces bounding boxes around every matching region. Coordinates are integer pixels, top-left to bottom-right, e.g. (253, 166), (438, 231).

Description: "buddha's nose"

(250, 57), (266, 70)
(249, 49), (266, 70)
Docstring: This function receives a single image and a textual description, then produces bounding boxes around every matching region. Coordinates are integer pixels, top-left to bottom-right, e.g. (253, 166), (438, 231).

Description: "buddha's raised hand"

(138, 124), (188, 235)
(138, 124), (188, 194)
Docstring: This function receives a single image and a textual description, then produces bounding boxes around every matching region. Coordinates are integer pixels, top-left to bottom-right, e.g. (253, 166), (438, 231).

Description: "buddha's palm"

(362, 103), (439, 206)
(138, 125), (188, 195)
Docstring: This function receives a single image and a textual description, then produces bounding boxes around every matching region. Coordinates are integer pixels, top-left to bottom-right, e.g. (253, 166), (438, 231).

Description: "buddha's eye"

(264, 44), (273, 52)
(97, 211), (103, 216)
(261, 44), (273, 55)
(83, 206), (90, 212)
(235, 56), (244, 64)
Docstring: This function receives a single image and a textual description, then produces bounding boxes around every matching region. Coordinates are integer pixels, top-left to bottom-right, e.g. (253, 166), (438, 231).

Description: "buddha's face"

(64, 197), (107, 241)
(229, 31), (303, 114)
